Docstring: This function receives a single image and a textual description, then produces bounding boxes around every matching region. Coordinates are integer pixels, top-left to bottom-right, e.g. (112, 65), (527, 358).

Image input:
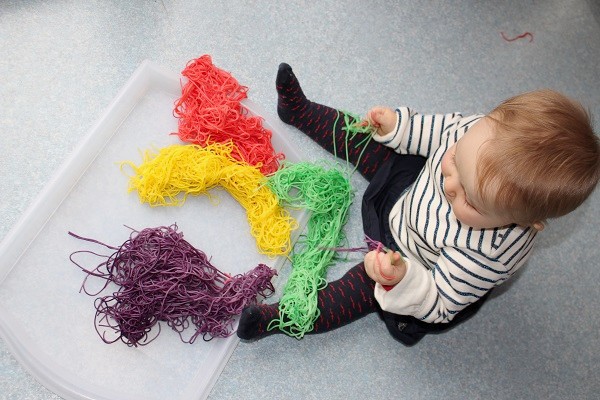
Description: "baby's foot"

(237, 304), (280, 340)
(276, 63), (309, 124)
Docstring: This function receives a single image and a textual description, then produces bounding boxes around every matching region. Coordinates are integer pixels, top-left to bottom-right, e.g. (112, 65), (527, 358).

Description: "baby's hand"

(367, 106), (397, 136)
(364, 249), (406, 286)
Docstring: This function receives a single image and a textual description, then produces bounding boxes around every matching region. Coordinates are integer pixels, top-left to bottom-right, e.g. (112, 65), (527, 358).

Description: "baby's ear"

(532, 221), (545, 231)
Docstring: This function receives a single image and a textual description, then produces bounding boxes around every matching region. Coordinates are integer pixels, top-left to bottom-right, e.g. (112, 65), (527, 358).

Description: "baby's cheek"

(451, 203), (465, 222)
(452, 204), (476, 227)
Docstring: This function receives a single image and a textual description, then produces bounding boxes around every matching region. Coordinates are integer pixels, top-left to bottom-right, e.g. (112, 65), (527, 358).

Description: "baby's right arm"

(367, 106), (465, 158)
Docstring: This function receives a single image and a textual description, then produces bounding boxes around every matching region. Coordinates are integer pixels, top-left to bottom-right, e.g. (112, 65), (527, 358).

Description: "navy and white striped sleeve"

(375, 229), (536, 324)
(372, 107), (462, 158)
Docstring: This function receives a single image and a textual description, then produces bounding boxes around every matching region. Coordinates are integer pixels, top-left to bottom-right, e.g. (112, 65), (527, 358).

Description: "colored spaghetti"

(69, 225), (277, 346)
(122, 142), (298, 257)
(174, 54), (284, 175)
(266, 162), (354, 338)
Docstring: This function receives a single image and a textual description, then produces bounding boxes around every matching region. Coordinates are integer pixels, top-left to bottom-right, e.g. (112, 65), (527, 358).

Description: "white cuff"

(374, 258), (433, 317)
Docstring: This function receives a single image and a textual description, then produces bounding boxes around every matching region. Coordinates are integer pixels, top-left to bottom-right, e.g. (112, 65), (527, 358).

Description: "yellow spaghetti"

(123, 142), (297, 257)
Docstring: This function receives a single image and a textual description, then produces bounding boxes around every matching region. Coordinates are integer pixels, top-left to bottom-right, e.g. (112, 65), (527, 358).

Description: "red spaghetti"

(174, 55), (284, 175)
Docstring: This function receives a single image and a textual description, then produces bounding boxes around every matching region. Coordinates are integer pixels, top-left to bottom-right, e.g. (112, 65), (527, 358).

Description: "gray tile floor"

(1, 1), (599, 399)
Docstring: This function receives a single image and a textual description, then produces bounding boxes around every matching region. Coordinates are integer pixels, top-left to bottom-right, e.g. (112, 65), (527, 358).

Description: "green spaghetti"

(266, 162), (354, 338)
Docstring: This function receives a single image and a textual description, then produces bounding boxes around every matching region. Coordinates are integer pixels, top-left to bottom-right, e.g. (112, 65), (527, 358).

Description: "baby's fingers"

(367, 107), (385, 127)
(375, 252), (396, 280)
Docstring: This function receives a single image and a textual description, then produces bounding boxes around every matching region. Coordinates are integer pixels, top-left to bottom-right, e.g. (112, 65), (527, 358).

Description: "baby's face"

(440, 118), (514, 229)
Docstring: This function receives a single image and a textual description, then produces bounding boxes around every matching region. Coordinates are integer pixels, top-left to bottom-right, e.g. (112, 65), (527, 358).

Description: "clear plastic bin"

(0, 60), (306, 400)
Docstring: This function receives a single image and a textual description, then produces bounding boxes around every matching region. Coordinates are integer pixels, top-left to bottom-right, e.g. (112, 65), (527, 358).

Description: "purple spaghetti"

(69, 224), (277, 346)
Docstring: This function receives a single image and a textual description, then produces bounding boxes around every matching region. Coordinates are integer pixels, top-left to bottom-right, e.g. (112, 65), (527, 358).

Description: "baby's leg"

(276, 63), (393, 181)
(237, 262), (378, 340)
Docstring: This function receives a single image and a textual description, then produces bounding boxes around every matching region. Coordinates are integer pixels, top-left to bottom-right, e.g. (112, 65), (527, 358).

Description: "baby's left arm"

(373, 246), (524, 324)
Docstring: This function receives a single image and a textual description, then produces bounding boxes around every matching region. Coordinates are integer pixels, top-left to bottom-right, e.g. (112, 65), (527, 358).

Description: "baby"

(237, 63), (600, 345)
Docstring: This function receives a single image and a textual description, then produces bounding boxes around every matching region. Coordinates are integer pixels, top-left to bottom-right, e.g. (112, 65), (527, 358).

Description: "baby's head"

(441, 89), (599, 230)
(478, 89), (600, 228)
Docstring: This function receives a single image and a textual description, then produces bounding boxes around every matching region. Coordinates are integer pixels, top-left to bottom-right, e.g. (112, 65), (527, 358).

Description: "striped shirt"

(372, 107), (537, 323)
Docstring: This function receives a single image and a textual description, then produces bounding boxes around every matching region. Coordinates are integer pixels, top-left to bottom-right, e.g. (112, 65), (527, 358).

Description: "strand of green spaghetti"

(332, 110), (376, 175)
(266, 162), (353, 338)
(342, 111), (375, 176)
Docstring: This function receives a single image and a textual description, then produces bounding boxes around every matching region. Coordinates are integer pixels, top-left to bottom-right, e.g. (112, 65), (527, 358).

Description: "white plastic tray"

(0, 60), (306, 400)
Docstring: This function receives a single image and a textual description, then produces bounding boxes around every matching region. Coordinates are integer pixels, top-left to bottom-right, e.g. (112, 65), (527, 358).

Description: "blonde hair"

(478, 89), (600, 225)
